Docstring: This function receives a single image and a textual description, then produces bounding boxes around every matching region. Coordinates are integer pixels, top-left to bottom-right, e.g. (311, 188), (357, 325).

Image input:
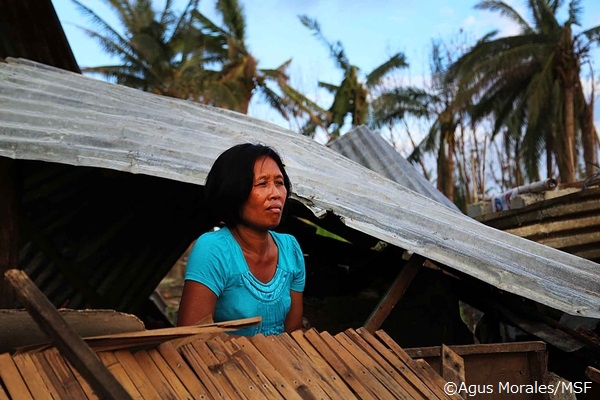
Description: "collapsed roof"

(0, 59), (598, 319)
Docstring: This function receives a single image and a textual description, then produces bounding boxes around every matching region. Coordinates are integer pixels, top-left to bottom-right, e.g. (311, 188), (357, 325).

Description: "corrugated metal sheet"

(1, 59), (599, 319)
(328, 125), (458, 211)
(476, 187), (600, 264)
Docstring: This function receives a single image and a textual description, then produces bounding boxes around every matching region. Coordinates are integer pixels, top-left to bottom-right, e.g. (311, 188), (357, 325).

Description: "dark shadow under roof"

(0, 59), (598, 319)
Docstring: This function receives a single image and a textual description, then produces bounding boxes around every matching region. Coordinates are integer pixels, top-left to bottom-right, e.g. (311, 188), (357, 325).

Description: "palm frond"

(365, 52), (408, 87)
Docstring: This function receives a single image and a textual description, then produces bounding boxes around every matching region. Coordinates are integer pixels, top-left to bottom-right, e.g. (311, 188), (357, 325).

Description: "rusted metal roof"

(328, 125), (459, 211)
(475, 187), (600, 264)
(0, 59), (598, 319)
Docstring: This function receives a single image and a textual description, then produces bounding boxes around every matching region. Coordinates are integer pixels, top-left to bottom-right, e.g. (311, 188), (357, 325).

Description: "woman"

(177, 143), (305, 335)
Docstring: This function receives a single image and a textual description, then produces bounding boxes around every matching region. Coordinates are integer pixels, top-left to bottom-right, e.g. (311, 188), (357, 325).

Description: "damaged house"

(0, 1), (599, 398)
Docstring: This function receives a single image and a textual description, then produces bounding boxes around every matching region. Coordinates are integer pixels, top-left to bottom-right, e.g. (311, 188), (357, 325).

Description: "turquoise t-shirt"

(184, 227), (306, 336)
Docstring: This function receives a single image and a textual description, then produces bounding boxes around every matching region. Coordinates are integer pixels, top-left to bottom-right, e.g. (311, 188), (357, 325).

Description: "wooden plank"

(344, 329), (427, 399)
(67, 358), (100, 400)
(147, 348), (194, 399)
(12, 353), (53, 400)
(507, 215), (600, 237)
(179, 341), (230, 399)
(441, 344), (465, 388)
(279, 332), (354, 399)
(225, 339), (285, 400)
(303, 328), (376, 400)
(4, 269), (132, 400)
(158, 341), (209, 398)
(231, 336), (304, 400)
(98, 352), (143, 399)
(190, 340), (242, 399)
(0, 309), (145, 353)
(260, 334), (331, 400)
(586, 366), (600, 384)
(363, 254), (425, 332)
(133, 350), (179, 399)
(334, 332), (411, 399)
(0, 382), (8, 400)
(0, 353), (33, 400)
(31, 351), (70, 400)
(405, 341), (547, 358)
(289, 330), (358, 400)
(249, 333), (324, 400)
(354, 328), (443, 400)
(43, 347), (88, 400)
(113, 350), (162, 400)
(83, 317), (260, 352)
(277, 333), (341, 397)
(375, 330), (462, 400)
(205, 337), (269, 399)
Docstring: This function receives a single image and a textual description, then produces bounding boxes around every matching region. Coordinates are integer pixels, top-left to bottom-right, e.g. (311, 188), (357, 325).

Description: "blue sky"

(53, 0), (600, 144)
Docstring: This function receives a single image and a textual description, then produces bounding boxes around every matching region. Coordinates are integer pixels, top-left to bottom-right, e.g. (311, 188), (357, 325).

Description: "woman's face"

(239, 156), (287, 230)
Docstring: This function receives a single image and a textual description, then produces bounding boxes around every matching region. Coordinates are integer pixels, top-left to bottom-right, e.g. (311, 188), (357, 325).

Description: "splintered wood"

(0, 327), (459, 399)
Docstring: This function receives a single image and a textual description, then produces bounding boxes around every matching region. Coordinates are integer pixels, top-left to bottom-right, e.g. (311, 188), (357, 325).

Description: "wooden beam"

(441, 344), (465, 387)
(4, 269), (133, 400)
(586, 366), (600, 384)
(0, 157), (19, 308)
(363, 253), (426, 333)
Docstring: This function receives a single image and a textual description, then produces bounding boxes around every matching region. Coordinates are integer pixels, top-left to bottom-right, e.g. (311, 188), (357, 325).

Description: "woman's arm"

(177, 280), (217, 326)
(284, 290), (304, 333)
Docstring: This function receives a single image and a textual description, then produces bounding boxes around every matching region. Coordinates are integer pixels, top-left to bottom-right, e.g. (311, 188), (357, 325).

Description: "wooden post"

(0, 157), (19, 308)
(4, 269), (133, 400)
(441, 344), (465, 386)
(363, 253), (426, 333)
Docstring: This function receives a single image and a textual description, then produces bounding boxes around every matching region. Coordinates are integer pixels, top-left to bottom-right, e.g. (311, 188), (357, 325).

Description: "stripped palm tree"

(449, 0), (600, 183)
(74, 0), (321, 125)
(299, 15), (409, 140)
(72, 0), (208, 100)
(191, 0), (324, 120)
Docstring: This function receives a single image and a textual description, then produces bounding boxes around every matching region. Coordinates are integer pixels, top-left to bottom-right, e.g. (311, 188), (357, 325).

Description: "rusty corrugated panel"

(328, 125), (459, 211)
(0, 59), (598, 319)
(476, 187), (600, 264)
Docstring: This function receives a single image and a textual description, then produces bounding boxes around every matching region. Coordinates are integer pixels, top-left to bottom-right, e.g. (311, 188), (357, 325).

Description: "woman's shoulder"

(187, 227), (239, 275)
(194, 227), (236, 252)
(270, 230), (300, 249)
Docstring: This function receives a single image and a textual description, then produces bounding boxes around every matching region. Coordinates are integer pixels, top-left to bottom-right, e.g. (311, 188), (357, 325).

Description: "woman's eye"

(256, 182), (267, 187)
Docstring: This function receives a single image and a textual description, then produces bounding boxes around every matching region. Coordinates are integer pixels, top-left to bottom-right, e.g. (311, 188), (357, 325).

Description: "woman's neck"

(230, 225), (271, 257)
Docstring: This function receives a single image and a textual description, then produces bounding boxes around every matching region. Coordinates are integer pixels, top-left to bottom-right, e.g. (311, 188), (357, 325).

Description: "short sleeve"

(184, 233), (228, 297)
(289, 236), (306, 292)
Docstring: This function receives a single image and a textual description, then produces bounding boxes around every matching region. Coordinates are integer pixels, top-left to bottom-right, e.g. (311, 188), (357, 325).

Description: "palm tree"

(191, 0), (324, 119)
(72, 0), (207, 99)
(299, 16), (409, 140)
(407, 43), (464, 202)
(74, 0), (319, 124)
(448, 0), (600, 184)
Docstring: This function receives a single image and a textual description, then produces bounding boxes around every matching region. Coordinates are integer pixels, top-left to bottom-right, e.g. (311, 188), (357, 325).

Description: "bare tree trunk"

(562, 85), (577, 183)
(579, 85), (598, 176)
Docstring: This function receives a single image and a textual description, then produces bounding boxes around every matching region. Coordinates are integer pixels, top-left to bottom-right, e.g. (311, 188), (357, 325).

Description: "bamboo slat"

(1, 327), (456, 399)
(0, 353), (33, 400)
(11, 354), (52, 400)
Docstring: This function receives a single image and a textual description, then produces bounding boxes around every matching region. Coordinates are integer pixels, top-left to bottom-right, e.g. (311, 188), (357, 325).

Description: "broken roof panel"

(328, 125), (458, 211)
(1, 59), (598, 318)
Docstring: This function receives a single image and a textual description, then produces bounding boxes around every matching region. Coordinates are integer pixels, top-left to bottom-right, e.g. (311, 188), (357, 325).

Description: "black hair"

(204, 143), (292, 227)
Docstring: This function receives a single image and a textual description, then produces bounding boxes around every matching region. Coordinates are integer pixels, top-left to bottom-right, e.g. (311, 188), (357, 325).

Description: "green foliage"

(448, 0), (600, 184)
